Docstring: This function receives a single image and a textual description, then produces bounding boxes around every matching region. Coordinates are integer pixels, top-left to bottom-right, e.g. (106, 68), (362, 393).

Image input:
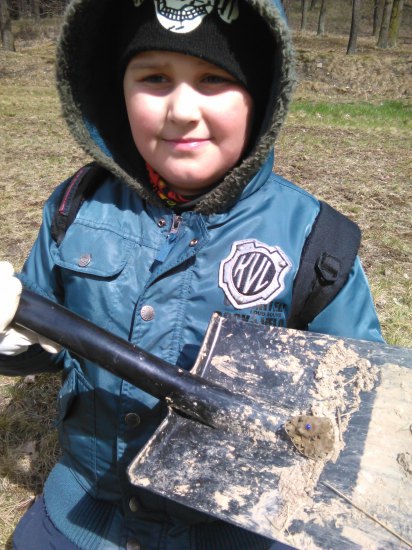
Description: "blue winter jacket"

(0, 0), (383, 548)
(0, 153), (382, 549)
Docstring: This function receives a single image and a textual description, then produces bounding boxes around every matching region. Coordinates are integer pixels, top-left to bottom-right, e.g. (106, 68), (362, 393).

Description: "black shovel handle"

(13, 289), (234, 425)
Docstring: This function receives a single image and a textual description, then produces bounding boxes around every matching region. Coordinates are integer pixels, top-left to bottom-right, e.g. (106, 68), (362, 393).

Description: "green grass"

(290, 100), (411, 129)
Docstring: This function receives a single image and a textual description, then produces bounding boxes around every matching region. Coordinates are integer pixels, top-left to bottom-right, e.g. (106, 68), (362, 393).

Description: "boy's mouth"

(163, 138), (210, 151)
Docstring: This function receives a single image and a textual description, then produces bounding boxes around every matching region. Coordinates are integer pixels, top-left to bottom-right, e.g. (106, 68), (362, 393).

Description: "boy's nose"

(167, 84), (201, 125)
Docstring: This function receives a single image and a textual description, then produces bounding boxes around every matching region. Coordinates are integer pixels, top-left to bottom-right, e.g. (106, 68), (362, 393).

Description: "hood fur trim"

(56, 0), (295, 215)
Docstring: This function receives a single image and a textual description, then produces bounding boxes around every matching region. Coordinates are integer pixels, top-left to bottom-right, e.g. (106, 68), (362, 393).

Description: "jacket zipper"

(170, 214), (182, 236)
(155, 214), (182, 263)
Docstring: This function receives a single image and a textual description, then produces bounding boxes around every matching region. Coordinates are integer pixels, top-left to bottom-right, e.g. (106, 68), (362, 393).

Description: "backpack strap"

(51, 162), (107, 245)
(286, 201), (361, 330)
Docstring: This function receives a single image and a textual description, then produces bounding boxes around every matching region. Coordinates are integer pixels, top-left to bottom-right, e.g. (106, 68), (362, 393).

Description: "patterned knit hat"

(118, 0), (273, 107)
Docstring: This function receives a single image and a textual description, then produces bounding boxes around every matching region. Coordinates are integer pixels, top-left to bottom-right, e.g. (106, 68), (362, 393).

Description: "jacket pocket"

(53, 222), (132, 278)
(52, 222), (136, 332)
(55, 367), (77, 426)
(56, 363), (93, 426)
(56, 361), (97, 493)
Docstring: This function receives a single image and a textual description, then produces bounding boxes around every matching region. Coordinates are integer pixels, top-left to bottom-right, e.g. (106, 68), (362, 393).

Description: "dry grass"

(275, 31), (412, 348)
(0, 42), (89, 268)
(0, 7), (411, 548)
(0, 37), (88, 549)
(0, 374), (61, 543)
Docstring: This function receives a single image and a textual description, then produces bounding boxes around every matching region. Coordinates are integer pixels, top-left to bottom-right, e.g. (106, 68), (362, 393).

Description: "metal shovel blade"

(128, 313), (412, 548)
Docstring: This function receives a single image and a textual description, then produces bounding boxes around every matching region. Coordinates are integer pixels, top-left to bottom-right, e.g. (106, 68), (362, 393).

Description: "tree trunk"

(347, 0), (362, 54)
(31, 0), (40, 20)
(388, 0), (404, 47)
(317, 0), (328, 35)
(310, 0), (318, 9)
(0, 0), (15, 51)
(372, 0), (383, 36)
(301, 0), (310, 30)
(377, 0), (393, 47)
(281, 0), (290, 17)
(18, 0), (30, 18)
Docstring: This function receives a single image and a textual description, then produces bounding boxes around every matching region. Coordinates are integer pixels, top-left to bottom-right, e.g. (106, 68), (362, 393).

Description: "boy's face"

(123, 50), (253, 196)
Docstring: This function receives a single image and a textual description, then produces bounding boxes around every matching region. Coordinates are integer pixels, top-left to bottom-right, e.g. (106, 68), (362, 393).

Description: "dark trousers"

(13, 495), (79, 550)
(13, 494), (293, 550)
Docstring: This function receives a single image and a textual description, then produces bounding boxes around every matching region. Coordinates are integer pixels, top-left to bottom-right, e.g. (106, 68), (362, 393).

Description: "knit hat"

(118, 0), (274, 110)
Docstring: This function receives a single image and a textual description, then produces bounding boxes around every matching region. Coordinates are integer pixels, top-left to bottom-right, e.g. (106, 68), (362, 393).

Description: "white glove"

(0, 261), (61, 355)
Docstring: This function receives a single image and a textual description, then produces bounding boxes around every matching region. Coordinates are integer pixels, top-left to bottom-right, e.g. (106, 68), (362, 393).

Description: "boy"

(0, 0), (382, 548)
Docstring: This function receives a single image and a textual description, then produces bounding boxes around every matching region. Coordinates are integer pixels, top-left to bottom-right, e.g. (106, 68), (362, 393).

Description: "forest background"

(0, 0), (411, 547)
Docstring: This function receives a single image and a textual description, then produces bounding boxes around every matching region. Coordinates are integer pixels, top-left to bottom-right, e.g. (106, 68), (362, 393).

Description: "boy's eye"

(202, 74), (233, 84)
(142, 74), (168, 84)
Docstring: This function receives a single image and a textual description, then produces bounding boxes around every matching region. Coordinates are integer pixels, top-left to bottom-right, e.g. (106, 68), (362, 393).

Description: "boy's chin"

(163, 170), (223, 196)
(168, 180), (218, 197)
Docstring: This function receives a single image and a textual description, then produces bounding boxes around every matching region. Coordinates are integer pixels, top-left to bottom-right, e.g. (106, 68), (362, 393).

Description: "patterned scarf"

(146, 163), (190, 208)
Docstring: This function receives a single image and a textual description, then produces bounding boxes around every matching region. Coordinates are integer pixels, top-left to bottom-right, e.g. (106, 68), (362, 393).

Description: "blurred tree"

(301, 0), (309, 30)
(8, 0), (67, 18)
(377, 0), (394, 47)
(17, 0), (30, 17)
(317, 0), (328, 35)
(281, 0), (289, 19)
(0, 0), (15, 50)
(310, 0), (318, 9)
(280, 0), (288, 12)
(388, 0), (404, 46)
(347, 0), (362, 54)
(372, 0), (384, 36)
(31, 0), (40, 20)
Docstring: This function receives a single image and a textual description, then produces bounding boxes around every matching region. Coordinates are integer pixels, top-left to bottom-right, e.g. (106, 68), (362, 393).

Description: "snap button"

(128, 497), (140, 513)
(157, 218), (167, 227)
(78, 253), (91, 267)
(125, 413), (140, 427)
(140, 305), (155, 321)
(189, 239), (198, 247)
(126, 538), (141, 550)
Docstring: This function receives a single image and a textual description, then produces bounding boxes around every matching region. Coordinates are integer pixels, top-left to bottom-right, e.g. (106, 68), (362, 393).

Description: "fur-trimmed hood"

(56, 0), (295, 215)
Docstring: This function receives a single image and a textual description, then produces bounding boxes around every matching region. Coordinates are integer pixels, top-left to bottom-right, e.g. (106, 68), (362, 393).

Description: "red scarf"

(146, 163), (190, 207)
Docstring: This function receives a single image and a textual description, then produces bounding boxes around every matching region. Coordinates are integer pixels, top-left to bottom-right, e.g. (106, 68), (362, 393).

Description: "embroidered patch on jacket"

(219, 240), (292, 310)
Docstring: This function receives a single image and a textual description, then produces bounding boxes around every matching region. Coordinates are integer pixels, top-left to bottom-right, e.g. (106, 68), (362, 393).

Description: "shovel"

(13, 288), (412, 548)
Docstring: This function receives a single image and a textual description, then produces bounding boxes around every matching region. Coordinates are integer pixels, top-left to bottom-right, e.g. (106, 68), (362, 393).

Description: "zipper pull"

(155, 215), (182, 263)
(169, 215), (182, 239)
